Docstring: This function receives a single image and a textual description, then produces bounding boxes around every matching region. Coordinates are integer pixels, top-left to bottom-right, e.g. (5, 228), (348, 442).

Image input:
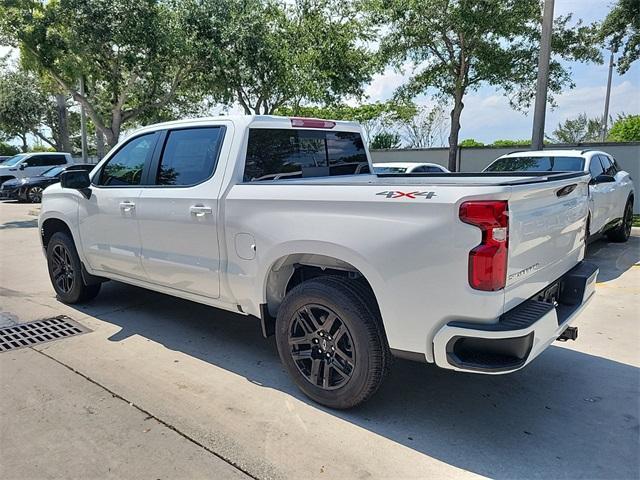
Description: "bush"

(30, 145), (56, 152)
(459, 138), (484, 147)
(491, 139), (530, 147)
(608, 114), (640, 142)
(0, 142), (20, 156)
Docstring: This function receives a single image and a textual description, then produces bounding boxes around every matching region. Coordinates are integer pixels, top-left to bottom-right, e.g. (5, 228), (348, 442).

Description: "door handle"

(190, 205), (213, 217)
(119, 201), (136, 213)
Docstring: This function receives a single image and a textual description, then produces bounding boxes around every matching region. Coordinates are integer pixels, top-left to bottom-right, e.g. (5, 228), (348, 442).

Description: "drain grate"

(0, 316), (90, 352)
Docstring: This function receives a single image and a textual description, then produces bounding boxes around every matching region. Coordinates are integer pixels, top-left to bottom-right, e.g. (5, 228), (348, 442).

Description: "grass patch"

(633, 215), (640, 228)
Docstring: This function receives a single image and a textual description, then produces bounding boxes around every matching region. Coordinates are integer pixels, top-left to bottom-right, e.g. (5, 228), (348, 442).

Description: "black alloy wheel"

(27, 186), (44, 203)
(288, 304), (356, 390)
(51, 243), (75, 294)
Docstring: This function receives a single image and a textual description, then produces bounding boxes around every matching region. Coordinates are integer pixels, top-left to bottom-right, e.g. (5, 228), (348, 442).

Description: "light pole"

(531, 0), (555, 150)
(601, 50), (614, 142)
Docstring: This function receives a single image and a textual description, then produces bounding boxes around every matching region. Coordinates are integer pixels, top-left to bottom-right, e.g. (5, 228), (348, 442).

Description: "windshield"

(1, 154), (26, 167)
(41, 166), (66, 177)
(374, 166), (408, 174)
(486, 156), (585, 172)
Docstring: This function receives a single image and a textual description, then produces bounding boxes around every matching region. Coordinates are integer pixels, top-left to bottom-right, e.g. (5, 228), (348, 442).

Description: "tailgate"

(504, 174), (589, 312)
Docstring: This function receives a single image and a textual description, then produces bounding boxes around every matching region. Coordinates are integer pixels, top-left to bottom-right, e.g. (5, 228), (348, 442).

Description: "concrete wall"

(371, 142), (640, 213)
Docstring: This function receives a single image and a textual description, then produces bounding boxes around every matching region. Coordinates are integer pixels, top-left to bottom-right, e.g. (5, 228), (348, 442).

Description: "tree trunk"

(96, 129), (105, 160)
(20, 134), (28, 152)
(447, 96), (464, 172)
(55, 94), (72, 153)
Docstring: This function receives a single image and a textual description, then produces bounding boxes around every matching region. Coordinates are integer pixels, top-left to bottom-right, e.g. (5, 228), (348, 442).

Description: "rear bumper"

(433, 261), (598, 374)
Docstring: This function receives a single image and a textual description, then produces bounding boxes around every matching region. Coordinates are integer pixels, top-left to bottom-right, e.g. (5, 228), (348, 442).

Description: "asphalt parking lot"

(0, 200), (638, 480)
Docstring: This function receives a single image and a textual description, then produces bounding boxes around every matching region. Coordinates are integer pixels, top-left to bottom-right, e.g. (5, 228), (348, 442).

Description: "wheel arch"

(259, 243), (386, 336)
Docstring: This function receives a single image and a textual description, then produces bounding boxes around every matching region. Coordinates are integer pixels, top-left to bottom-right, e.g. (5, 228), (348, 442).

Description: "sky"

(2, 0), (639, 146)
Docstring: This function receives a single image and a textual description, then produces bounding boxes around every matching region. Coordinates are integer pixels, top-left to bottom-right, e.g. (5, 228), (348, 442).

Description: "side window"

(98, 133), (156, 186)
(244, 129), (368, 181)
(43, 155), (66, 166)
(588, 156), (604, 178)
(156, 127), (224, 186)
(599, 155), (617, 176)
(24, 155), (43, 167)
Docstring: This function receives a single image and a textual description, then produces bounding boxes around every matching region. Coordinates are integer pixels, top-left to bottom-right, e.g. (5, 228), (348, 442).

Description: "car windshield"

(1, 154), (26, 167)
(374, 166), (408, 174)
(42, 166), (66, 177)
(486, 156), (585, 172)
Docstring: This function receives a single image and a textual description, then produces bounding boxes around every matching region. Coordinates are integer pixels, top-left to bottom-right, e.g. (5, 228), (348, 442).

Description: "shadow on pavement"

(55, 236), (640, 479)
(0, 218), (38, 229)
(586, 235), (640, 282)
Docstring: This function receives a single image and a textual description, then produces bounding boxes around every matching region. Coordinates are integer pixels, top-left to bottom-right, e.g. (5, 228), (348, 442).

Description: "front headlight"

(20, 178), (28, 184)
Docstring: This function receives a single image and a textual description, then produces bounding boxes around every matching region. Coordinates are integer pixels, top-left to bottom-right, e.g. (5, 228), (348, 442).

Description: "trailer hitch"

(557, 326), (578, 342)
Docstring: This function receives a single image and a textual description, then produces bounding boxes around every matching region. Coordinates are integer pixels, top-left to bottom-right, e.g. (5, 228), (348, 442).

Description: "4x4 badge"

(376, 191), (437, 199)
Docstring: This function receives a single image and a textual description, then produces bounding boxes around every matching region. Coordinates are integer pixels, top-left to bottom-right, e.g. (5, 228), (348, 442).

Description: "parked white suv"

(485, 149), (635, 243)
(39, 116), (598, 408)
(0, 152), (73, 184)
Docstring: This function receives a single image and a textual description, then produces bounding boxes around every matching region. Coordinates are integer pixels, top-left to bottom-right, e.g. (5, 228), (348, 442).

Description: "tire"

(606, 198), (633, 243)
(27, 186), (44, 203)
(275, 276), (389, 409)
(46, 232), (101, 303)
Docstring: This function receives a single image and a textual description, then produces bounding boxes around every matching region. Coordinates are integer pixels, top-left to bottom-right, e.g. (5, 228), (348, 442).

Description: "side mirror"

(590, 174), (615, 185)
(19, 163), (26, 170)
(60, 170), (91, 198)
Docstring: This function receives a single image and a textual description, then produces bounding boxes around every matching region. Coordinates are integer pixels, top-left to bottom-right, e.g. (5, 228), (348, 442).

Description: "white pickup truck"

(39, 116), (598, 408)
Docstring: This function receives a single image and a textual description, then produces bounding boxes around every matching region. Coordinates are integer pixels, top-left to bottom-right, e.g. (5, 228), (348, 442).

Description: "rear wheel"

(275, 276), (389, 409)
(46, 232), (101, 303)
(606, 198), (633, 243)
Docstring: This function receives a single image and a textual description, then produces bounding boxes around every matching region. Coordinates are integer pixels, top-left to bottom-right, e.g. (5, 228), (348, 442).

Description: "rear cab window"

(486, 156), (585, 172)
(243, 129), (369, 182)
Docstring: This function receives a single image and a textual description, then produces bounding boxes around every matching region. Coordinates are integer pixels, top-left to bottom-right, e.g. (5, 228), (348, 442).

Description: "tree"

(277, 100), (416, 144)
(1, 0), (209, 149)
(547, 114), (604, 143)
(0, 142), (20, 156)
(370, 131), (402, 149)
(600, 0), (639, 74)
(459, 138), (484, 147)
(400, 105), (447, 148)
(608, 114), (640, 141)
(373, 0), (601, 170)
(186, 0), (377, 114)
(0, 68), (47, 151)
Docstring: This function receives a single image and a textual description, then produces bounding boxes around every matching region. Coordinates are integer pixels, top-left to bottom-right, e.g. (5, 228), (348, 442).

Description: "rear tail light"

(459, 200), (509, 291)
(290, 117), (336, 129)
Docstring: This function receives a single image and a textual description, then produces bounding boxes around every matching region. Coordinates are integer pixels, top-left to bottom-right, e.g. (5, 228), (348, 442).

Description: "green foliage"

(599, 0), (639, 74)
(277, 100), (416, 142)
(0, 68), (48, 151)
(184, 0), (377, 114)
(1, 0), (204, 147)
(459, 139), (484, 147)
(370, 131), (402, 149)
(608, 114), (640, 141)
(0, 142), (20, 156)
(30, 145), (56, 152)
(491, 139), (531, 147)
(547, 114), (604, 143)
(370, 0), (602, 168)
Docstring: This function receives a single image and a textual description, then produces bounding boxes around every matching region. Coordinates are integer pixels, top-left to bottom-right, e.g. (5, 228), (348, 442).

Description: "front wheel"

(275, 276), (389, 409)
(46, 232), (101, 303)
(607, 198), (633, 243)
